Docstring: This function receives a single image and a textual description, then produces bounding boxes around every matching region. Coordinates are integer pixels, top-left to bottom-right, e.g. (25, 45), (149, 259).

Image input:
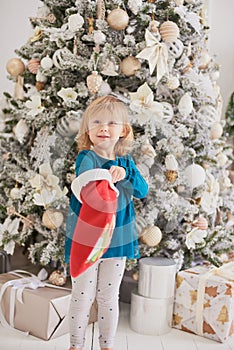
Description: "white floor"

(0, 302), (233, 350)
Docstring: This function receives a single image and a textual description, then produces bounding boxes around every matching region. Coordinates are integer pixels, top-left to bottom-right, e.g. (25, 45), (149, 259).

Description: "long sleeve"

(119, 155), (148, 199)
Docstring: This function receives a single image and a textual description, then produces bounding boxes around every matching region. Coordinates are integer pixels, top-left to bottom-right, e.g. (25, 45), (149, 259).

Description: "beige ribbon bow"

(136, 29), (169, 83)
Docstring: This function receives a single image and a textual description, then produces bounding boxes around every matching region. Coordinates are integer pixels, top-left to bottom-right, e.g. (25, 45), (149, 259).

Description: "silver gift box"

(130, 290), (174, 335)
(138, 257), (176, 299)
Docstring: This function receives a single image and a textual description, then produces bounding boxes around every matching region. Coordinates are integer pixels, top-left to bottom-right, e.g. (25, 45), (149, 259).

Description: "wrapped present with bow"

(173, 262), (234, 342)
(0, 270), (97, 340)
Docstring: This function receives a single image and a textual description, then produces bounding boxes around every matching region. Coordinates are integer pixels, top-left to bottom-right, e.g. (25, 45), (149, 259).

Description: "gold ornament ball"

(159, 21), (180, 43)
(141, 225), (162, 247)
(107, 8), (129, 31)
(6, 58), (25, 77)
(120, 56), (141, 77)
(36, 81), (46, 91)
(42, 208), (64, 230)
(166, 170), (178, 183)
(49, 270), (66, 286)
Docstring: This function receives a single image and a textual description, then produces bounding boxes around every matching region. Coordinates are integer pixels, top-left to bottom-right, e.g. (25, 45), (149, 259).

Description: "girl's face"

(87, 112), (124, 152)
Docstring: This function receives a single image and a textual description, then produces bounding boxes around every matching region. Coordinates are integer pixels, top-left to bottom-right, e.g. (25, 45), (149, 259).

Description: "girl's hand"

(109, 166), (126, 183)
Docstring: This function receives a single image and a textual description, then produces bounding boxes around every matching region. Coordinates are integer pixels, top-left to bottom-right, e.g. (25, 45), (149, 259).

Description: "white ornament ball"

(165, 154), (178, 171)
(107, 8), (129, 31)
(174, 0), (184, 5)
(210, 70), (220, 81)
(141, 225), (162, 247)
(10, 187), (21, 200)
(42, 209), (64, 230)
(217, 153), (228, 167)
(40, 55), (53, 70)
(167, 39), (184, 58)
(166, 76), (180, 90)
(210, 122), (223, 139)
(184, 163), (206, 189)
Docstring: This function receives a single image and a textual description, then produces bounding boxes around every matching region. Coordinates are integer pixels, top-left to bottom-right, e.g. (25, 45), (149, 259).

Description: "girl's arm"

(119, 155), (149, 199)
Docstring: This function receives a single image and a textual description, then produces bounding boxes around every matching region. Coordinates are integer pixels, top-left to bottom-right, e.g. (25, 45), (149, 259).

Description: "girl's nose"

(100, 123), (108, 131)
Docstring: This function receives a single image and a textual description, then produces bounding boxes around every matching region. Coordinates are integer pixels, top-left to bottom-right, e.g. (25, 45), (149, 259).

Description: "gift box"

(173, 263), (234, 342)
(138, 257), (176, 299)
(130, 290), (174, 335)
(130, 257), (177, 336)
(0, 271), (97, 340)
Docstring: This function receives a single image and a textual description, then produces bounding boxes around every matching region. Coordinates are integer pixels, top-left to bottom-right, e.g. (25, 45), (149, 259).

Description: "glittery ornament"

(86, 71), (103, 94)
(28, 58), (40, 74)
(120, 56), (141, 76)
(159, 21), (180, 43)
(40, 55), (53, 70)
(166, 170), (178, 183)
(10, 187), (21, 200)
(192, 217), (208, 230)
(101, 56), (119, 76)
(42, 208), (64, 229)
(48, 270), (66, 286)
(141, 225), (162, 247)
(96, 0), (106, 20)
(6, 58), (25, 77)
(36, 81), (46, 91)
(107, 8), (129, 31)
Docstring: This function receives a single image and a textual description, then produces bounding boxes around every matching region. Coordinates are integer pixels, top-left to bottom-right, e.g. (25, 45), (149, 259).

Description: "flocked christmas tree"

(0, 0), (233, 272)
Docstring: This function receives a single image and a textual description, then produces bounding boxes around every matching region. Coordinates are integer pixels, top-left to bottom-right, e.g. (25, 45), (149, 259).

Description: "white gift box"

(138, 257), (176, 298)
(130, 290), (174, 335)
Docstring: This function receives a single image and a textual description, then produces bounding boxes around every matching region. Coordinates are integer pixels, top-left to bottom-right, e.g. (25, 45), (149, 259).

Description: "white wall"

(0, 0), (234, 114)
(207, 0), (234, 115)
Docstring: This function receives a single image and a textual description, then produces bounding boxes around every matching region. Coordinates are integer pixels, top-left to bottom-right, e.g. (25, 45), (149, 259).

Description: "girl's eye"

(109, 121), (118, 125)
(92, 120), (100, 124)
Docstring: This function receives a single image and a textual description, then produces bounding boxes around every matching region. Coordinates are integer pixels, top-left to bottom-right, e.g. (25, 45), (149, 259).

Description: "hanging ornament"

(87, 17), (94, 34)
(6, 58), (25, 77)
(14, 75), (24, 100)
(48, 270), (66, 286)
(198, 105), (219, 123)
(10, 183), (21, 200)
(192, 217), (208, 230)
(210, 122), (223, 140)
(96, 0), (106, 20)
(28, 58), (40, 74)
(86, 71), (103, 94)
(93, 30), (106, 45)
(159, 21), (180, 43)
(98, 80), (112, 96)
(174, 0), (184, 5)
(101, 56), (120, 76)
(165, 154), (178, 183)
(40, 55), (53, 70)
(53, 48), (73, 69)
(184, 163), (206, 189)
(42, 208), (64, 230)
(120, 56), (141, 76)
(13, 119), (29, 144)
(141, 225), (162, 247)
(161, 102), (174, 122)
(166, 39), (184, 58)
(107, 8), (129, 31)
(198, 50), (211, 70)
(35, 81), (46, 91)
(57, 115), (80, 137)
(166, 76), (180, 90)
(178, 93), (193, 117)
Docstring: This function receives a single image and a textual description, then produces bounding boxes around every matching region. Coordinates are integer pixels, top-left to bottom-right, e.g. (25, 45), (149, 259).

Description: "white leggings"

(69, 257), (126, 349)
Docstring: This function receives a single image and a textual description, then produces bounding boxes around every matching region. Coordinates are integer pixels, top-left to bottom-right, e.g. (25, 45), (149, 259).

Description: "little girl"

(65, 95), (148, 350)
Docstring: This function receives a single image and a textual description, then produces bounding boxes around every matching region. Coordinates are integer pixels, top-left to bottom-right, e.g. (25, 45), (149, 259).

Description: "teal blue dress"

(65, 150), (148, 263)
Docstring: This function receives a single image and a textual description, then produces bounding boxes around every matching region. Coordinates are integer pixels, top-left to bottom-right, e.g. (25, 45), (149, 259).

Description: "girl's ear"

(121, 124), (131, 137)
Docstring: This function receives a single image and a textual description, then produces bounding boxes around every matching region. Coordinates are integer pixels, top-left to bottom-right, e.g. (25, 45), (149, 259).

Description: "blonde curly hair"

(77, 95), (134, 156)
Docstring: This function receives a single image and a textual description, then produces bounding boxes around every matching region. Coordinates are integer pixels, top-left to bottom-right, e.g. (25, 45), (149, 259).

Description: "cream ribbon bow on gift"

(136, 29), (169, 83)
